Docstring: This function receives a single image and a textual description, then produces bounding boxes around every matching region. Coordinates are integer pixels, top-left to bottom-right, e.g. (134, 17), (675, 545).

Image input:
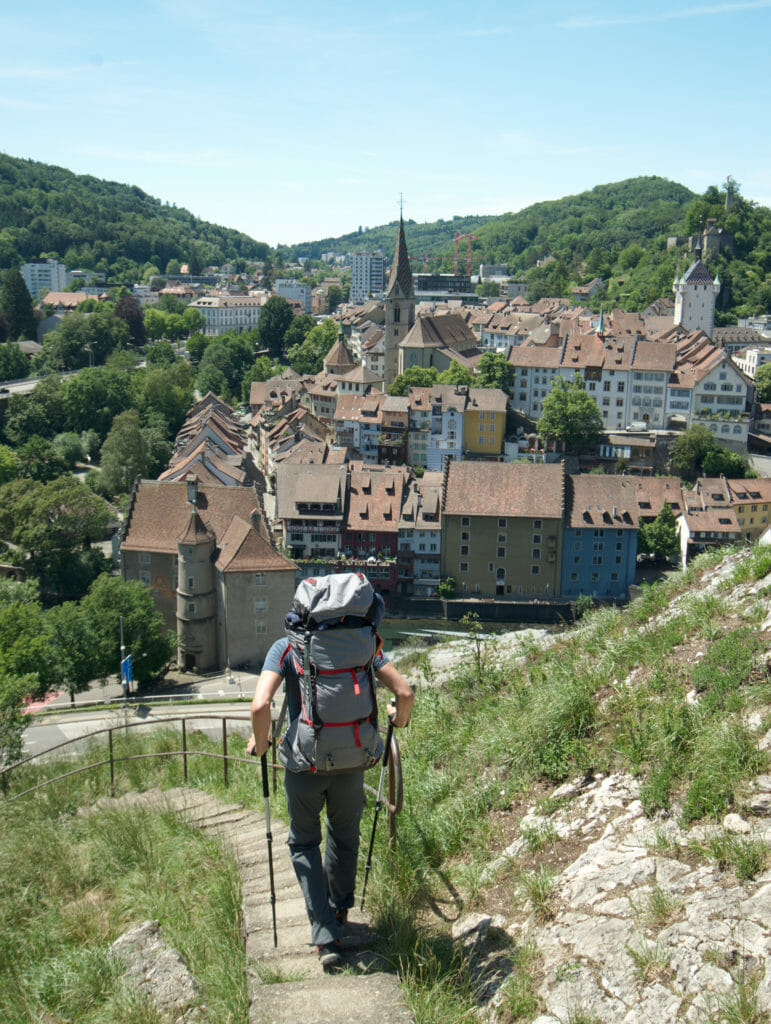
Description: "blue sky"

(2, 0), (770, 247)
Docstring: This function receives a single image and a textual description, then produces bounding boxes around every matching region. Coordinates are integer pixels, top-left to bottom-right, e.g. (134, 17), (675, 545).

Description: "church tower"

(673, 255), (721, 338)
(383, 215), (415, 387)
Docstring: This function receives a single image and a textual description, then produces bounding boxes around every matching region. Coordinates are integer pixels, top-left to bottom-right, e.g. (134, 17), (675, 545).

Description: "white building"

(188, 295), (265, 336)
(673, 259), (721, 338)
(21, 258), (70, 299)
(273, 279), (312, 313)
(350, 252), (385, 305)
(733, 346), (771, 381)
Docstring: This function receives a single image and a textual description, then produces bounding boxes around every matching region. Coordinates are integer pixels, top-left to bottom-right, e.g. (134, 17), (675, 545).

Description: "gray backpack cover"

(279, 572), (385, 773)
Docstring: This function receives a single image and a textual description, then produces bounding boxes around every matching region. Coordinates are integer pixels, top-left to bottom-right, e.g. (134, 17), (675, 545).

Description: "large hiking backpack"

(278, 572), (385, 773)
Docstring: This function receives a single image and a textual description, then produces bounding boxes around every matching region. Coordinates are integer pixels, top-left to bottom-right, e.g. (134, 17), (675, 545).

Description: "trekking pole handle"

(261, 752), (270, 799)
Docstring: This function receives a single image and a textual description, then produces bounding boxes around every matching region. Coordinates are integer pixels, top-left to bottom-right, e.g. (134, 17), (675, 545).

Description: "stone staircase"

(91, 787), (413, 1024)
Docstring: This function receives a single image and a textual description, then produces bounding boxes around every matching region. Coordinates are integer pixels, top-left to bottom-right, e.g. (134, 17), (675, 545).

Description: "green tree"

(145, 339), (177, 366)
(17, 435), (67, 481)
(196, 363), (229, 400)
(51, 431), (84, 469)
(61, 366), (133, 439)
(241, 356), (282, 402)
(0, 674), (35, 783)
(0, 476), (111, 598)
(283, 313), (315, 351)
(287, 318), (337, 375)
(754, 363), (771, 403)
(257, 296), (294, 360)
(97, 408), (148, 496)
(702, 446), (752, 478)
(2, 375), (66, 444)
(668, 424), (716, 480)
(0, 444), (19, 484)
(638, 502), (679, 561)
(477, 351), (516, 391)
(144, 307), (167, 342)
(537, 376), (603, 454)
(0, 268), (35, 341)
(0, 579), (56, 697)
(437, 360), (473, 386)
(388, 365), (439, 396)
(327, 284), (343, 313)
(113, 293), (147, 347)
(80, 574), (175, 684)
(186, 332), (209, 364)
(0, 340), (29, 381)
(47, 601), (100, 704)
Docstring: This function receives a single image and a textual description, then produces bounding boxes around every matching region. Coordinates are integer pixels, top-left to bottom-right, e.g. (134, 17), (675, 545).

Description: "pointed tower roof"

(177, 507), (215, 546)
(386, 216), (414, 300)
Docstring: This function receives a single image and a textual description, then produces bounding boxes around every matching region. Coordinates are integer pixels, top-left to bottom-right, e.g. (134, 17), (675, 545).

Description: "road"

(21, 666), (273, 762)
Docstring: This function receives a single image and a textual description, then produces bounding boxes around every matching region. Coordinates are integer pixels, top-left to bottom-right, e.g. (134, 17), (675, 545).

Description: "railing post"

(182, 719), (188, 783)
(222, 719), (228, 787)
(109, 728), (115, 797)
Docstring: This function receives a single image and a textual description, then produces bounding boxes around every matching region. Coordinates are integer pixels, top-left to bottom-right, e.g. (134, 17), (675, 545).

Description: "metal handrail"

(2, 711), (403, 834)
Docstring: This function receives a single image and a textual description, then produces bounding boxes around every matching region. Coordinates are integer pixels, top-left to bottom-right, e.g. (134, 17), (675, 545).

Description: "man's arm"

(375, 660), (414, 729)
(246, 669), (284, 757)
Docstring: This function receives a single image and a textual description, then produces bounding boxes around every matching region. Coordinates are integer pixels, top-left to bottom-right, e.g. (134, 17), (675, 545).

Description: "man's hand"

(246, 733), (269, 758)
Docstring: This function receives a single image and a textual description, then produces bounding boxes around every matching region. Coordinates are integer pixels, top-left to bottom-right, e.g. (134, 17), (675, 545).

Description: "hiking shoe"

(317, 940), (343, 969)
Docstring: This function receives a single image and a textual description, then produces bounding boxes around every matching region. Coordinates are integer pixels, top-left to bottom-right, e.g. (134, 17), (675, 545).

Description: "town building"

(274, 279), (312, 313)
(560, 475), (639, 600)
(441, 461), (565, 597)
(275, 463), (348, 561)
(121, 477), (294, 672)
(350, 252), (385, 305)
(188, 294), (266, 336)
(22, 258), (70, 299)
(397, 471), (442, 597)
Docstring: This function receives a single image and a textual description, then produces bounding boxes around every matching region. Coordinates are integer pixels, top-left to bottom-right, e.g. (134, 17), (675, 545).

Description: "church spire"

(386, 214), (414, 300)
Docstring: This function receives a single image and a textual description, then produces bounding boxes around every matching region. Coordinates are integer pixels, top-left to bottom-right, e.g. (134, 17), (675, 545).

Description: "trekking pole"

(360, 716), (394, 910)
(261, 753), (278, 947)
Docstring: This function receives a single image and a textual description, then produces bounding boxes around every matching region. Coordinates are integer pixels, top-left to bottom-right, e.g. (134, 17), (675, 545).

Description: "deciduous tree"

(257, 296), (294, 360)
(80, 574), (174, 684)
(538, 376), (603, 454)
(388, 365), (439, 396)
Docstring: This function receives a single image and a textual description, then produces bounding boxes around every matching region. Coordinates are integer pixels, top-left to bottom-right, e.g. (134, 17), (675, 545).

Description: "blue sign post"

(121, 654), (133, 696)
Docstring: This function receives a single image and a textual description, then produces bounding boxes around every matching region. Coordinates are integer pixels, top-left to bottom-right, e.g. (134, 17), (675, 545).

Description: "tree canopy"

(537, 376), (603, 454)
(668, 424), (753, 481)
(638, 502), (680, 562)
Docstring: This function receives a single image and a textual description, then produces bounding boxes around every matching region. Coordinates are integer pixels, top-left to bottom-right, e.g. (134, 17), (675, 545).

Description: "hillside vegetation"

(0, 153), (270, 284)
(3, 544), (770, 1022)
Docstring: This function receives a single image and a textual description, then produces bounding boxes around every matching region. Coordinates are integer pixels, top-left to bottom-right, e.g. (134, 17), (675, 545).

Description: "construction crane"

(407, 251), (430, 272)
(454, 232), (480, 276)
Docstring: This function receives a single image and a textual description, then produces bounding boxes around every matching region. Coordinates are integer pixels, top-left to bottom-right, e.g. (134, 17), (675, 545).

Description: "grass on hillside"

(3, 544), (770, 1023)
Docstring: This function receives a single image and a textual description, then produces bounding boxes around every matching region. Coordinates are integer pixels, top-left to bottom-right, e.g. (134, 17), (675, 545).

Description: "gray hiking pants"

(284, 768), (365, 946)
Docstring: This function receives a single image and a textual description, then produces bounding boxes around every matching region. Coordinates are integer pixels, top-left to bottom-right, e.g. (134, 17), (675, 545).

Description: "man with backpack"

(247, 572), (413, 969)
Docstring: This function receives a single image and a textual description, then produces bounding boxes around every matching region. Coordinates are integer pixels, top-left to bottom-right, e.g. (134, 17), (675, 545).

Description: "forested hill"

(290, 175), (771, 321)
(0, 153), (270, 284)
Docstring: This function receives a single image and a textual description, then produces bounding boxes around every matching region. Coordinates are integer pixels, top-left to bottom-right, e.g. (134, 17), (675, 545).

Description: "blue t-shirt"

(263, 637), (389, 724)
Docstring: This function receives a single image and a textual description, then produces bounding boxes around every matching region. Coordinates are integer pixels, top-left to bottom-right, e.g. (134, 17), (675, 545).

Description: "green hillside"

(289, 176), (771, 321)
(0, 153), (270, 285)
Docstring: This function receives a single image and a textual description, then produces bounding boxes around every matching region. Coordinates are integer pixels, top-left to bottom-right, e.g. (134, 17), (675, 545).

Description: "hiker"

(246, 573), (413, 968)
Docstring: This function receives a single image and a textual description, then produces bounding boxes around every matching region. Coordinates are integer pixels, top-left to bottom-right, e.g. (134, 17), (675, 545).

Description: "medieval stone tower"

(383, 215), (415, 387)
(176, 477), (218, 671)
(673, 256), (721, 338)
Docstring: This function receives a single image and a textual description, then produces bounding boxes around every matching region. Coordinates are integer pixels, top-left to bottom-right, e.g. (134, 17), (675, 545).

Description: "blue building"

(561, 475), (639, 600)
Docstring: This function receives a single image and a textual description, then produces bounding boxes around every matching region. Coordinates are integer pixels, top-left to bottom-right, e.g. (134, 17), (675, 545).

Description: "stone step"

(88, 787), (412, 1024)
(251, 971), (414, 1024)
